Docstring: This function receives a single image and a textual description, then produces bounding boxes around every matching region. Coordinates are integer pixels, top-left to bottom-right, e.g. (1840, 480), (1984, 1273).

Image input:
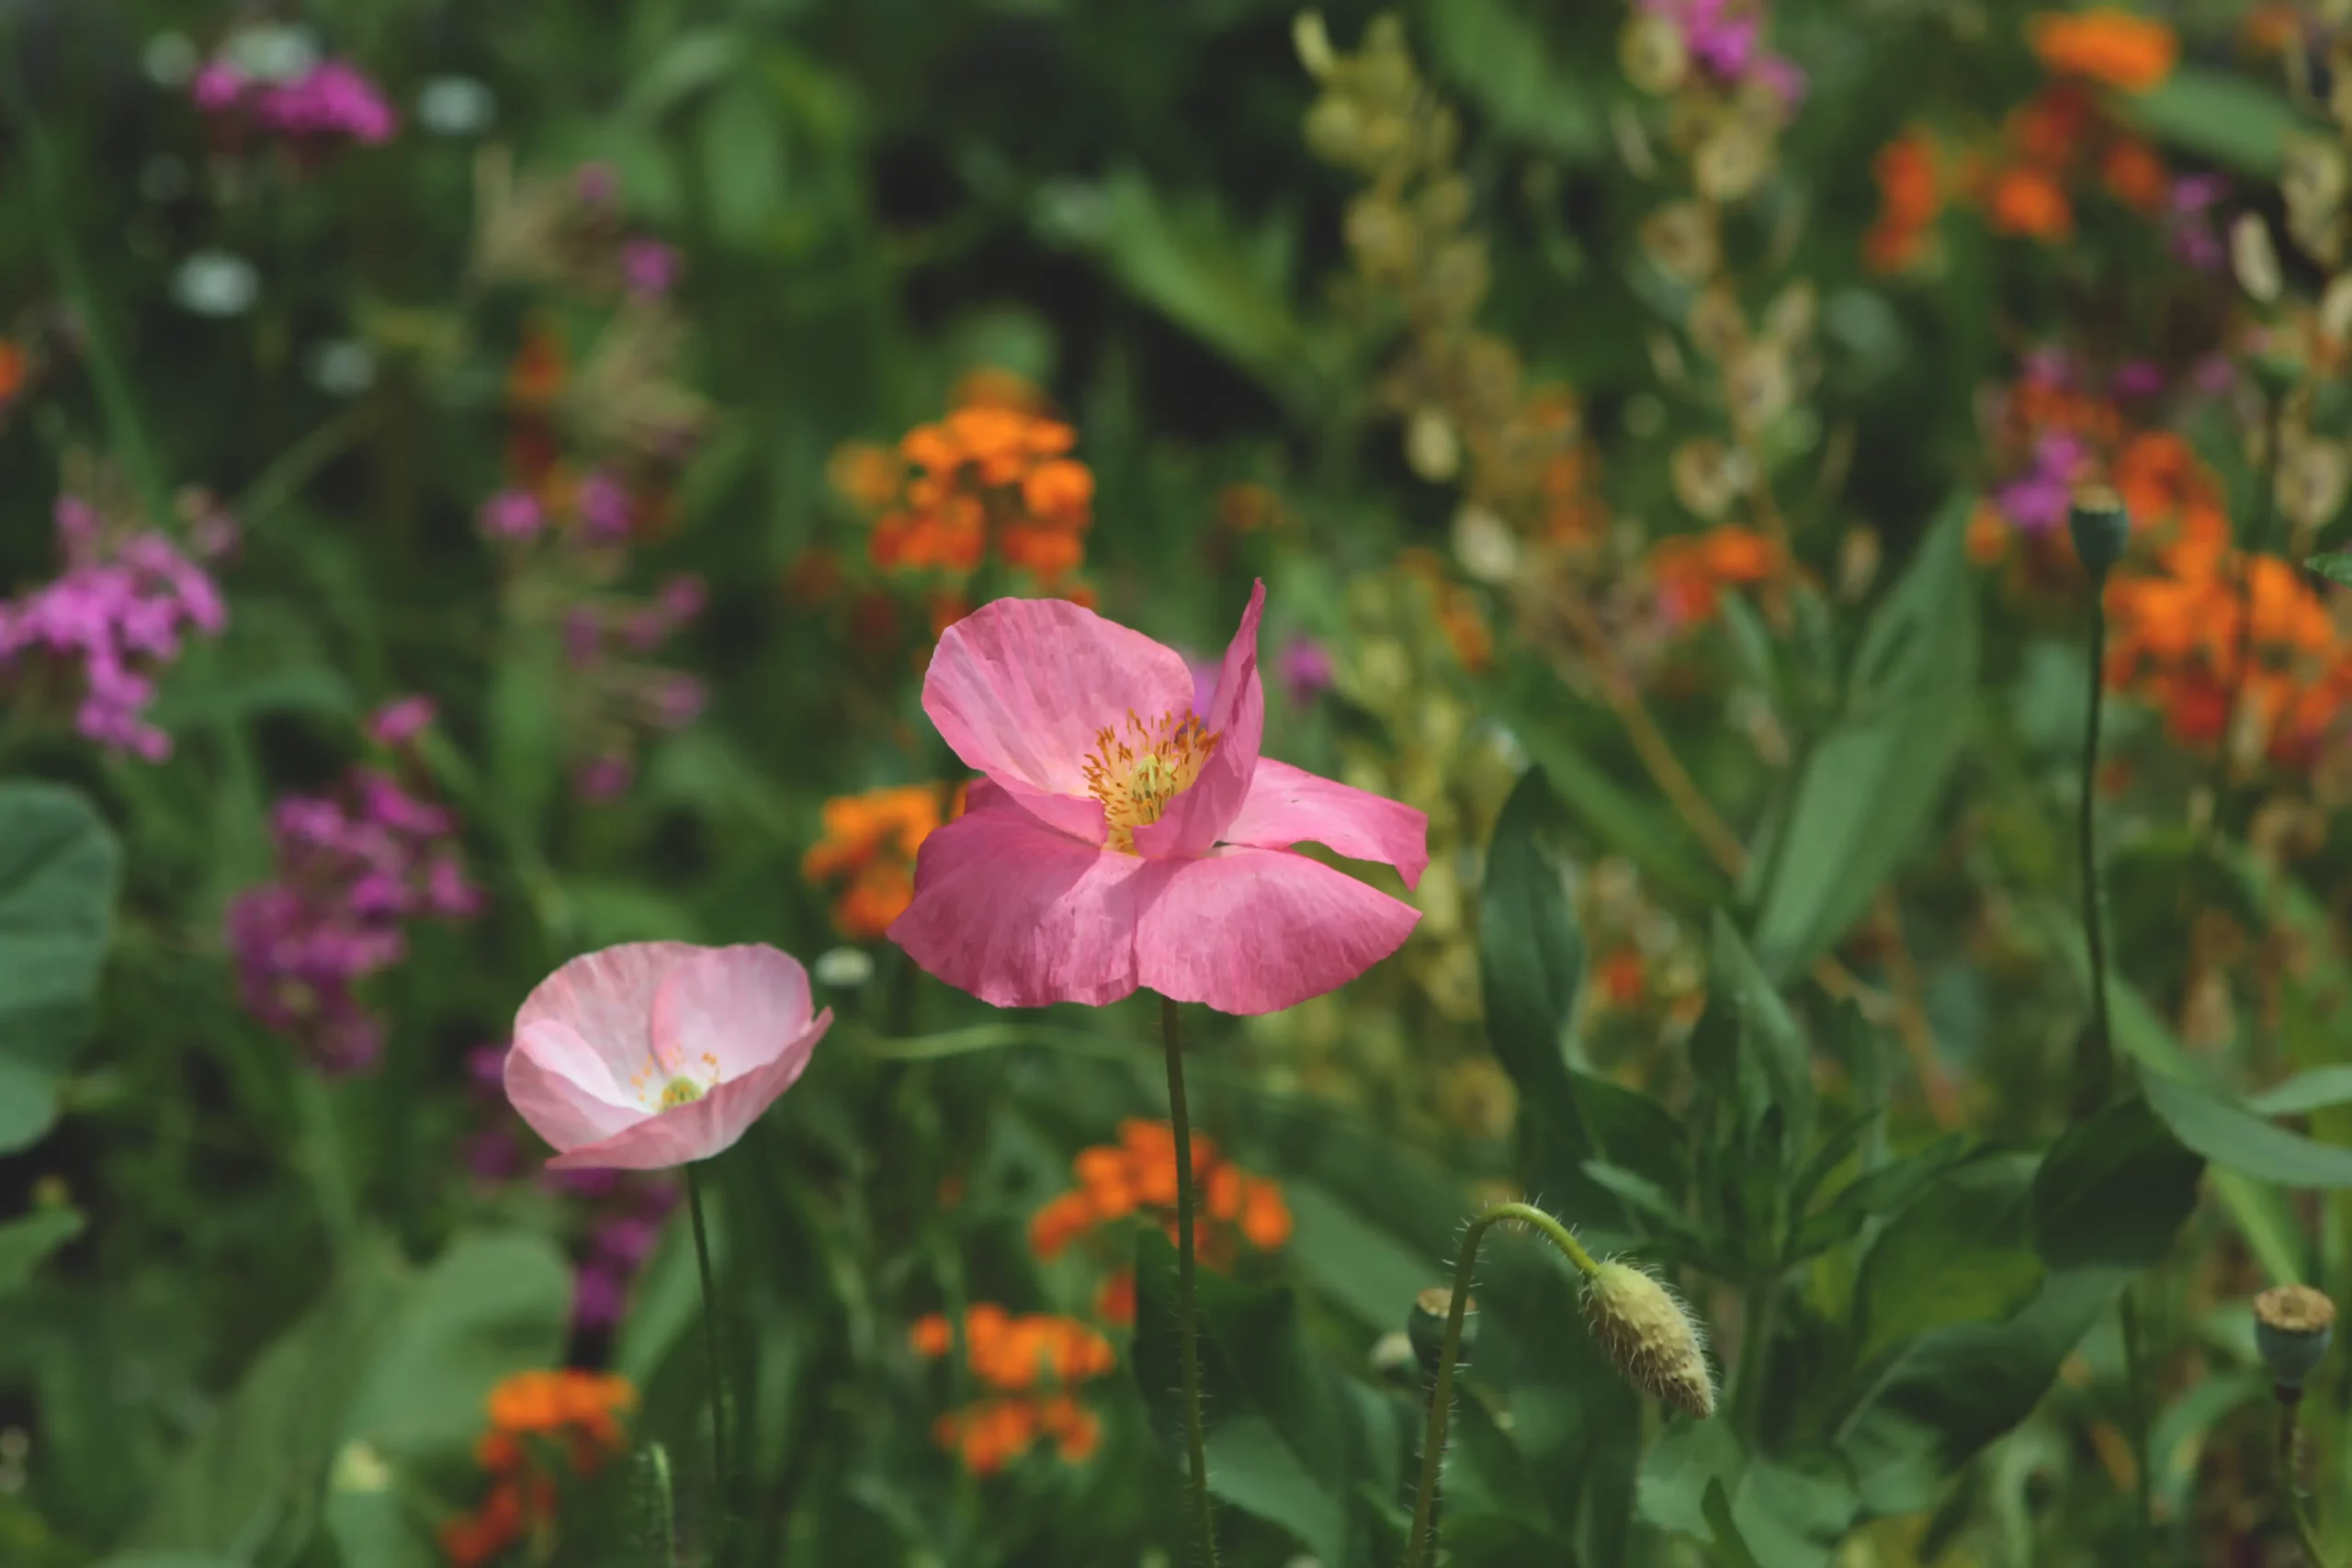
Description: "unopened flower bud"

(2255, 1283), (2336, 1394)
(1408, 1285), (1474, 1376)
(1584, 1260), (1714, 1419)
(1293, 11), (1337, 80)
(2233, 213), (2283, 304)
(2068, 485), (2131, 583)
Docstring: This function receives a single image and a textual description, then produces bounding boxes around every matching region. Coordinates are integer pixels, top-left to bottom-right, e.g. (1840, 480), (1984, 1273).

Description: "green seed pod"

(1584, 1261), (1714, 1419)
(2068, 485), (2131, 583)
(1408, 1285), (1474, 1377)
(2255, 1284), (2337, 1393)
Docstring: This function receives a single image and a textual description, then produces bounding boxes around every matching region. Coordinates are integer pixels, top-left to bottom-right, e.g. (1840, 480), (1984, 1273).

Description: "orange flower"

(910, 1314), (955, 1358)
(827, 441), (903, 511)
(1022, 457), (1094, 525)
(0, 341), (25, 403)
(447, 1371), (634, 1565)
(1649, 526), (1786, 628)
(1095, 1269), (1136, 1326)
(2005, 84), (2096, 170)
(1026, 1120), (1290, 1276)
(1865, 132), (1942, 273)
(2099, 137), (2168, 213)
(506, 320), (567, 410)
(1986, 165), (2075, 241)
(802, 784), (953, 938)
(1599, 947), (1647, 1008)
(1237, 1178), (1293, 1250)
(2029, 10), (2178, 92)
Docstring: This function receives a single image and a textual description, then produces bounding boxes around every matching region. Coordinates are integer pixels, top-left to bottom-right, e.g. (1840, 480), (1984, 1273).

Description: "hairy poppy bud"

(2255, 1283), (2337, 1395)
(1584, 1260), (1714, 1419)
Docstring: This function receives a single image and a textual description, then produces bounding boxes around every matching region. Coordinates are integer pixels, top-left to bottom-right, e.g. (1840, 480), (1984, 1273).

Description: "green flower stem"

(2077, 590), (2115, 1108)
(1406, 1201), (1600, 1568)
(685, 1164), (732, 1566)
(2280, 1401), (2334, 1568)
(1159, 993), (1218, 1568)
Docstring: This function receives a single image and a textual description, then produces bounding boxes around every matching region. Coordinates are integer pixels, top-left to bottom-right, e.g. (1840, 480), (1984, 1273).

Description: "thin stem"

(2120, 1289), (2153, 1556)
(2280, 1399), (2333, 1567)
(685, 1164), (731, 1566)
(1160, 993), (1218, 1568)
(2077, 592), (2115, 1108)
(1731, 1270), (1779, 1443)
(1405, 1201), (1599, 1568)
(292, 1070), (358, 1264)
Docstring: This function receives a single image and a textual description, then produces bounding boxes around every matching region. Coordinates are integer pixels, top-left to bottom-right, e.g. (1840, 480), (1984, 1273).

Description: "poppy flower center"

(629, 1050), (721, 1111)
(1081, 708), (1217, 853)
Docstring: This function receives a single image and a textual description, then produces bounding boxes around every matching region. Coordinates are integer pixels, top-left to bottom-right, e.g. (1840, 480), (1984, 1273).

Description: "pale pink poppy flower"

(888, 581), (1428, 1014)
(504, 942), (831, 1169)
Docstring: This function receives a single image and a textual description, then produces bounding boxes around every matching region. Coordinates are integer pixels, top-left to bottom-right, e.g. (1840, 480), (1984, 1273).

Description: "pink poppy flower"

(504, 942), (831, 1169)
(888, 581), (1429, 1014)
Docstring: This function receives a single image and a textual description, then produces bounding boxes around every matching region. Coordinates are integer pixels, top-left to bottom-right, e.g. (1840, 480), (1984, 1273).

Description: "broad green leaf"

(1283, 1180), (1443, 1332)
(2308, 550), (2352, 588)
(0, 1204), (84, 1294)
(2120, 66), (2308, 176)
(133, 1240), (411, 1558)
(345, 1230), (573, 1460)
(1201, 1416), (1344, 1563)
(621, 27), (743, 121)
(0, 783), (122, 1153)
(1854, 1156), (2042, 1364)
(1694, 914), (1812, 1150)
(2143, 1072), (2352, 1189)
(149, 665), (355, 730)
(1732, 1455), (1862, 1568)
(324, 1455), (438, 1568)
(1749, 498), (1976, 978)
(2248, 1066), (2352, 1118)
(1837, 1099), (2199, 1515)
(698, 78), (788, 247)
(486, 629), (568, 841)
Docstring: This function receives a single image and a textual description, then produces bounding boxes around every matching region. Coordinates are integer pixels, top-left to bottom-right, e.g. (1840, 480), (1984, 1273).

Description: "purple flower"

(478, 489), (544, 541)
(367, 694), (435, 746)
(620, 239), (681, 301)
(0, 495), (228, 761)
(574, 162), (620, 208)
(572, 1262), (629, 1331)
(2110, 361), (2166, 401)
(224, 761), (478, 1073)
(575, 753), (634, 802)
(1277, 634), (1337, 708)
(577, 468), (631, 542)
(194, 52), (398, 148)
(2166, 175), (2228, 273)
(649, 674), (706, 731)
(1994, 430), (2088, 534)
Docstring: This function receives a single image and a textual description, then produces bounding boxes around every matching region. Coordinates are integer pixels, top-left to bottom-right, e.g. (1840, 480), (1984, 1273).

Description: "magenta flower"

(1995, 430), (2090, 534)
(888, 581), (1429, 1014)
(1277, 634), (1336, 708)
(479, 489), (545, 540)
(504, 942), (832, 1170)
(621, 239), (682, 301)
(367, 694), (436, 746)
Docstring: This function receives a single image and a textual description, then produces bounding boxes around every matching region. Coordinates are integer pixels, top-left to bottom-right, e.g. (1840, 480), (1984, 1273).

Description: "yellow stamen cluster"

(1081, 708), (1217, 852)
(628, 1049), (722, 1111)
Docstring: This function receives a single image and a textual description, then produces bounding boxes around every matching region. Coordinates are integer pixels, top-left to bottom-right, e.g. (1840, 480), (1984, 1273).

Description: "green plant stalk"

(293, 1069), (358, 1264)
(2279, 1400), (2332, 1567)
(641, 1441), (680, 1568)
(1160, 993), (1219, 1568)
(2078, 592), (2115, 1108)
(2120, 1289), (2154, 1557)
(686, 1164), (732, 1567)
(1406, 1201), (1600, 1568)
(0, 29), (170, 526)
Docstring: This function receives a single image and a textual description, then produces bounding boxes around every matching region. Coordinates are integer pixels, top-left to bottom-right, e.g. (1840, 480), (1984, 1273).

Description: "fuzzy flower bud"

(1583, 1260), (1714, 1418)
(2255, 1283), (2336, 1393)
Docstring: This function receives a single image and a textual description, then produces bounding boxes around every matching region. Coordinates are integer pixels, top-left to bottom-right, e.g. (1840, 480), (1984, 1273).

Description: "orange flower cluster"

(1028, 1118), (1293, 1277)
(1866, 131), (1944, 274)
(800, 783), (962, 939)
(829, 376), (1095, 595)
(440, 1370), (635, 1567)
(2028, 9), (2179, 92)
(1648, 525), (1786, 626)
(2101, 437), (2352, 761)
(908, 1305), (1113, 1473)
(1397, 547), (1496, 671)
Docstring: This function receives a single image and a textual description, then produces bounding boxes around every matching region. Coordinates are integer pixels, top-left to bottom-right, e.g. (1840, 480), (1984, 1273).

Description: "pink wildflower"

(0, 495), (228, 761)
(1276, 634), (1336, 708)
(367, 694), (436, 746)
(503, 943), (832, 1170)
(479, 489), (545, 541)
(226, 767), (480, 1072)
(620, 239), (681, 301)
(193, 54), (398, 148)
(888, 581), (1429, 1014)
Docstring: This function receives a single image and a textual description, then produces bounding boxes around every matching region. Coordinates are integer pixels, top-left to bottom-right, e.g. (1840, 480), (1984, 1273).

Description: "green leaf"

(133, 1241), (411, 1558)
(90, 1555), (250, 1568)
(486, 632), (569, 840)
(1057, 171), (1321, 413)
(0, 783), (122, 1153)
(1484, 657), (1724, 904)
(2307, 550), (2352, 588)
(1694, 913), (1812, 1148)
(1836, 1098), (2199, 1514)
(1283, 1180), (1444, 1333)
(1749, 497), (1976, 978)
(2143, 1071), (2352, 1189)
(0, 1204), (84, 1294)
(1854, 1156), (2042, 1365)
(324, 1462), (438, 1568)
(149, 665), (356, 730)
(345, 1230), (573, 1461)
(2120, 66), (2308, 176)
(2248, 1066), (2352, 1118)
(1477, 766), (1583, 1115)
(1422, 0), (1604, 157)
(1201, 1416), (1344, 1562)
